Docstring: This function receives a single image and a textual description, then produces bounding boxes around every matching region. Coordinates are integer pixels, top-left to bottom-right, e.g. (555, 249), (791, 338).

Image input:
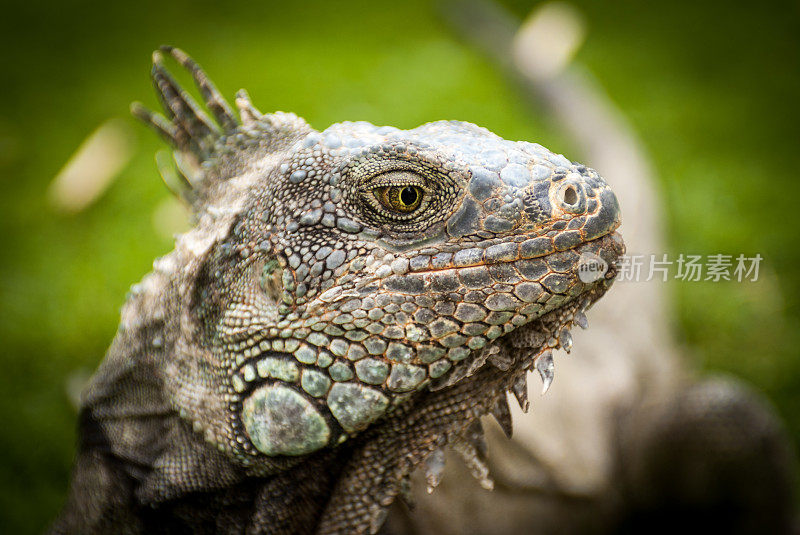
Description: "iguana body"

(53, 47), (623, 534)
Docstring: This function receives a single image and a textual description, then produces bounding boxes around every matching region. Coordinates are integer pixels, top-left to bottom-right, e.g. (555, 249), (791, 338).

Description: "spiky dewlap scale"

(54, 46), (624, 535)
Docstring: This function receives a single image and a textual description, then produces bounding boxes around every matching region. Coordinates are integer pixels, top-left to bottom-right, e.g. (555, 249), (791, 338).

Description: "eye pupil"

(373, 184), (423, 214)
(400, 186), (418, 206)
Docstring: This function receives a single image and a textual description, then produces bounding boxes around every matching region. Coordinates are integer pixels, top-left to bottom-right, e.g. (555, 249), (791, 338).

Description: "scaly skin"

(52, 47), (624, 534)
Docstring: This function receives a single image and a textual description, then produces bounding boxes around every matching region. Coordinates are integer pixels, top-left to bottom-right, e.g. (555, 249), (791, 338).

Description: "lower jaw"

(430, 279), (611, 398)
(430, 230), (622, 396)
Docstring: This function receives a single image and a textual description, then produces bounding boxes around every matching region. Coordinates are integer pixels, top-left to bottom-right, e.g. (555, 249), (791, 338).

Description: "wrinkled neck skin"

(126, 118), (624, 467)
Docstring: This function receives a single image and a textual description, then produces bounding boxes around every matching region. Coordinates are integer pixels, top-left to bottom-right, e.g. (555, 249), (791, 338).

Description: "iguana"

(51, 47), (623, 534)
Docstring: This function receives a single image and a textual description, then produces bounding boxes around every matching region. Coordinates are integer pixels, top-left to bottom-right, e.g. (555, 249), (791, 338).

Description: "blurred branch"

(48, 118), (134, 214)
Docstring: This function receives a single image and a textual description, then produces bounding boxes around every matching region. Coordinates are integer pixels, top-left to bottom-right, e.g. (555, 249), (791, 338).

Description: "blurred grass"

(0, 0), (798, 532)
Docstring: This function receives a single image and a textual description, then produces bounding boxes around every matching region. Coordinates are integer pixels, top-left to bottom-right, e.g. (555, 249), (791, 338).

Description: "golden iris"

(375, 185), (423, 213)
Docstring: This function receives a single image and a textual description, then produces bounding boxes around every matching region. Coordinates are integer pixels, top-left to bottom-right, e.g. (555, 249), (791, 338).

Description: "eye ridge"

(375, 185), (424, 213)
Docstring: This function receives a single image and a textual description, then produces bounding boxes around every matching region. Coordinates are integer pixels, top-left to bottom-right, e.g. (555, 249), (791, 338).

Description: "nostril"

(563, 185), (578, 205)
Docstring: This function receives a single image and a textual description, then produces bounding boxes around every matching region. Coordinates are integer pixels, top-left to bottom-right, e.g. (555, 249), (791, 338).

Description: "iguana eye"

(374, 185), (424, 213)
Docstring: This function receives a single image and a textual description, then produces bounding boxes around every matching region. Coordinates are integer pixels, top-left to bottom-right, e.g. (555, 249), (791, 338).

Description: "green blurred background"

(1, 0), (799, 532)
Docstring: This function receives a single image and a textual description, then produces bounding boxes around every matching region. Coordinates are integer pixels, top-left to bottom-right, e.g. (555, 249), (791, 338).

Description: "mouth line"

(407, 229), (622, 276)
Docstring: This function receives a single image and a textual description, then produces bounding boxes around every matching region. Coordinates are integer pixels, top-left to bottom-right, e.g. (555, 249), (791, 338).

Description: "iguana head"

(134, 47), (623, 461)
